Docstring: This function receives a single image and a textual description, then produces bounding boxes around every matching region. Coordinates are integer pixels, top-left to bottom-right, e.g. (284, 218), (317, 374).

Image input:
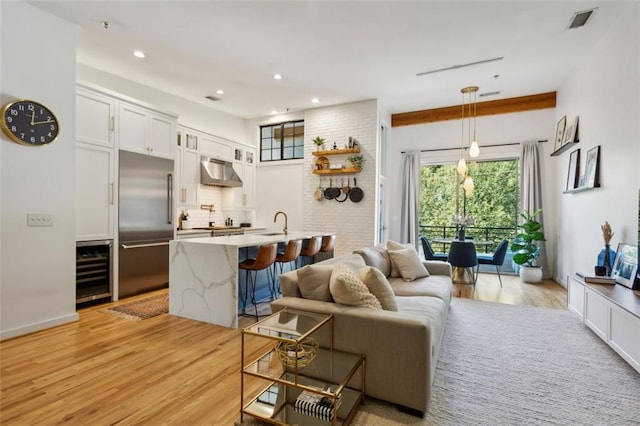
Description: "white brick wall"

(303, 100), (378, 256)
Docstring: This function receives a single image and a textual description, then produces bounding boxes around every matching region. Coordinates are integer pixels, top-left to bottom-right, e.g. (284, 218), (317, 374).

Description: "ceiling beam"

(391, 92), (556, 127)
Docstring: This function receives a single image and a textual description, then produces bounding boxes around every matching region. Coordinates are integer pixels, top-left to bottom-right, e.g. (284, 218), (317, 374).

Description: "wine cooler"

(76, 240), (113, 304)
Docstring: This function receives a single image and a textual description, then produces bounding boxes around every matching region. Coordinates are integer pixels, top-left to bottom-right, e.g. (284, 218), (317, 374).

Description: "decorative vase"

(519, 265), (543, 283)
(458, 228), (466, 241)
(597, 245), (615, 276)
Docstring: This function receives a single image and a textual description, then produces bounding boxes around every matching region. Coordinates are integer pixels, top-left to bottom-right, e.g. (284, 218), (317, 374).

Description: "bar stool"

(447, 241), (478, 285)
(238, 243), (277, 320)
(273, 239), (303, 296)
(314, 234), (336, 263)
(298, 236), (322, 267)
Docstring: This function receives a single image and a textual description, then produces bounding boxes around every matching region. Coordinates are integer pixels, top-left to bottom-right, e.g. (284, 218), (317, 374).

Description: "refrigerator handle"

(167, 173), (173, 224)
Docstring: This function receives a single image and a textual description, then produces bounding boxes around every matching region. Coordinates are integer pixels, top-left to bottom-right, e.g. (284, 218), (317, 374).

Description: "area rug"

(100, 294), (168, 321)
(238, 298), (640, 425)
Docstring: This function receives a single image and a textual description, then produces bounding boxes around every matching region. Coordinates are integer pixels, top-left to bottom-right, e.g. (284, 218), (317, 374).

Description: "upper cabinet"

(118, 102), (176, 159)
(176, 126), (200, 208)
(76, 87), (115, 148)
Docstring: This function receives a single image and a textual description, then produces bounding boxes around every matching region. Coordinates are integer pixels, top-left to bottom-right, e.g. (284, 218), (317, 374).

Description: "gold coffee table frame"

(240, 308), (365, 425)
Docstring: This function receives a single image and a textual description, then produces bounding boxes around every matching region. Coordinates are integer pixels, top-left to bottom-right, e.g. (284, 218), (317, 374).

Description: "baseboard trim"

(0, 312), (79, 341)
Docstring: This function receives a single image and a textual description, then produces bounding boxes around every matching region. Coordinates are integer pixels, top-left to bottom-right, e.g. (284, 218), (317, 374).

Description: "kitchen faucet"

(274, 211), (288, 235)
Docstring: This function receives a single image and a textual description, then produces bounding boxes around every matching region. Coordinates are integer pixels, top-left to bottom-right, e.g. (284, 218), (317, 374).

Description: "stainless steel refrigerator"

(118, 150), (174, 299)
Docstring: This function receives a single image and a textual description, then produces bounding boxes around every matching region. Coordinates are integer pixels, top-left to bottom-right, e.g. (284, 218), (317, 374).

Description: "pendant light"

(461, 86), (480, 158)
(463, 174), (474, 195)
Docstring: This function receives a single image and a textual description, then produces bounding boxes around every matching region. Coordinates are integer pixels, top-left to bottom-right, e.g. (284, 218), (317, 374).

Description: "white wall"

(390, 108), (557, 269)
(553, 3), (640, 285)
(78, 64), (249, 145)
(1, 2), (78, 339)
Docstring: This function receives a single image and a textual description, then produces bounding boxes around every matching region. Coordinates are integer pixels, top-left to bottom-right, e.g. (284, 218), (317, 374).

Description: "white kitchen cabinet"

(76, 87), (115, 148)
(201, 134), (233, 161)
(176, 127), (200, 207)
(76, 143), (114, 240)
(118, 101), (176, 159)
(223, 148), (255, 209)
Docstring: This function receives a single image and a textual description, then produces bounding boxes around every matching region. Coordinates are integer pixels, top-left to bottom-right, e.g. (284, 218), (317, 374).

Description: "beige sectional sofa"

(270, 244), (452, 416)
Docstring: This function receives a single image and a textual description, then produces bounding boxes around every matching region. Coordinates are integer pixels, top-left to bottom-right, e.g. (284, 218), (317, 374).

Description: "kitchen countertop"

(176, 230), (334, 248)
(176, 227), (266, 235)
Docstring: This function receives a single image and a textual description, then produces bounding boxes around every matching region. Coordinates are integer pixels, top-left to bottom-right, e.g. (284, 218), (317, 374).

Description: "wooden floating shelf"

(313, 167), (361, 175)
(312, 147), (360, 156)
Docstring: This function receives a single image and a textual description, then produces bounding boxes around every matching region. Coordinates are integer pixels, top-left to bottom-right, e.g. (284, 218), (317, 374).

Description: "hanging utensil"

(349, 177), (364, 202)
(342, 177), (351, 194)
(324, 178), (338, 200)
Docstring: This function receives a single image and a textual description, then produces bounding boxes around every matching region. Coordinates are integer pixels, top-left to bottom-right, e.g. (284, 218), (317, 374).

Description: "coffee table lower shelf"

(242, 378), (363, 426)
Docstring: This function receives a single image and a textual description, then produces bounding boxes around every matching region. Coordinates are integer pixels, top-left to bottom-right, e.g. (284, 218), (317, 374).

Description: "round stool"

(238, 243), (277, 320)
(447, 241), (478, 285)
(273, 239), (302, 296)
(298, 236), (321, 267)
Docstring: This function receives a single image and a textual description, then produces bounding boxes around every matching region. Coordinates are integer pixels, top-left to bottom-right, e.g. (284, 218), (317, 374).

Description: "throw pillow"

(388, 247), (430, 282)
(329, 263), (382, 309)
(386, 240), (414, 277)
(359, 266), (398, 311)
(296, 263), (334, 302)
(353, 247), (392, 277)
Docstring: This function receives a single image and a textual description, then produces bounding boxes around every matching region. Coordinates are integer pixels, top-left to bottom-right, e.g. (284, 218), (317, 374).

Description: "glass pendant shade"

(469, 140), (480, 158)
(457, 158), (467, 175)
(463, 175), (474, 195)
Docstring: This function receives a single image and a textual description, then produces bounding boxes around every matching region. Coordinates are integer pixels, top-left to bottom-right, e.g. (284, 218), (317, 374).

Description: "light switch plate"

(27, 213), (53, 227)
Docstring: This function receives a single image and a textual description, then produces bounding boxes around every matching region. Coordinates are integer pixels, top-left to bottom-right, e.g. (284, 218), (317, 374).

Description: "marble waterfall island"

(169, 231), (333, 328)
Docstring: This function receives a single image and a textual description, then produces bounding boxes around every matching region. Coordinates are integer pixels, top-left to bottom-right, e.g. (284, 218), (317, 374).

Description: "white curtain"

(520, 141), (550, 277)
(400, 151), (421, 248)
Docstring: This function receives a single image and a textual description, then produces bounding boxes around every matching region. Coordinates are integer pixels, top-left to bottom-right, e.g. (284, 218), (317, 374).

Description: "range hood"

(200, 157), (243, 187)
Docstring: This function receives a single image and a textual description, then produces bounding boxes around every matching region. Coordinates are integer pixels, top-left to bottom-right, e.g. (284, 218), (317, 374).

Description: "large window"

(260, 120), (304, 162)
(420, 159), (519, 243)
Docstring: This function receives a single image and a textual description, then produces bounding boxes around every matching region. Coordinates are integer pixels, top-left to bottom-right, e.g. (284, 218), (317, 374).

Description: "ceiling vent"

(567, 8), (597, 29)
(416, 57), (504, 77)
(205, 95), (220, 102)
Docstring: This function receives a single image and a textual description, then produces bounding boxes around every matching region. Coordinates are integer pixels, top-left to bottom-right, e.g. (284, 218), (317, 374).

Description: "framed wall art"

(566, 148), (580, 191)
(554, 116), (567, 151)
(585, 145), (601, 188)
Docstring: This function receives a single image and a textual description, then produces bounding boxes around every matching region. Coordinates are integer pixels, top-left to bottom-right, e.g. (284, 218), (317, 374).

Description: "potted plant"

(511, 208), (545, 283)
(312, 136), (326, 151)
(347, 155), (365, 170)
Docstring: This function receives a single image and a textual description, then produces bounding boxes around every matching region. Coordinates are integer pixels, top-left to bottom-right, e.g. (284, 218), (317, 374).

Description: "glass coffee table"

(240, 308), (365, 425)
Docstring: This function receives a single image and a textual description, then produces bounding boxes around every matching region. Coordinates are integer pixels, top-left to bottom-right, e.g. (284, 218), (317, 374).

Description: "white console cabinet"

(567, 275), (640, 373)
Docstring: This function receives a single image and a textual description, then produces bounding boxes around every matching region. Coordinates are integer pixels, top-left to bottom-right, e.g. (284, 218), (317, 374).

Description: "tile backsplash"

(178, 185), (254, 229)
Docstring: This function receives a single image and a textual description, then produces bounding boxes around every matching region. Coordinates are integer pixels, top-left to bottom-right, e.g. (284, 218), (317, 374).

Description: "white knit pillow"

(329, 263), (382, 309)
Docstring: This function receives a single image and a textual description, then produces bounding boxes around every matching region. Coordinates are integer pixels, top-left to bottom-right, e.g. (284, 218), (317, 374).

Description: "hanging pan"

(314, 178), (324, 201)
(349, 177), (364, 203)
(336, 178), (349, 202)
(324, 178), (340, 200)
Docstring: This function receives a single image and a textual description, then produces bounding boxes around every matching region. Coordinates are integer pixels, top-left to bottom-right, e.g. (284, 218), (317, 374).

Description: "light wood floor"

(0, 273), (566, 425)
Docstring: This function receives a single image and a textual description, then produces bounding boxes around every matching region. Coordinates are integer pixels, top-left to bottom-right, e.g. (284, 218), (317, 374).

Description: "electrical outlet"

(27, 213), (54, 227)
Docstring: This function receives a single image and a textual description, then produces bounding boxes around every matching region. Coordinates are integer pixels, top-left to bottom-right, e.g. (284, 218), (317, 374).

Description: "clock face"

(1, 100), (60, 146)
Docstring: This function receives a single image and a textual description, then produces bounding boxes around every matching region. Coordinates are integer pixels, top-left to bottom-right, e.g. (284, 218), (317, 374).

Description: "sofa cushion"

(395, 295), (448, 358)
(329, 263), (382, 309)
(353, 246), (392, 277)
(386, 241), (414, 277)
(296, 263), (334, 302)
(388, 247), (430, 282)
(389, 275), (452, 305)
(359, 266), (398, 311)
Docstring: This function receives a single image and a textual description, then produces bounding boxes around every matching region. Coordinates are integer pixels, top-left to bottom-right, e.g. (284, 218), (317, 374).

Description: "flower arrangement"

(601, 221), (614, 245)
(452, 214), (475, 228)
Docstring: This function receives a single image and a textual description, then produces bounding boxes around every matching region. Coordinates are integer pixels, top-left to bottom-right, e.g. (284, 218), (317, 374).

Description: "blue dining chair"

(420, 236), (448, 261)
(447, 241), (478, 285)
(476, 239), (509, 288)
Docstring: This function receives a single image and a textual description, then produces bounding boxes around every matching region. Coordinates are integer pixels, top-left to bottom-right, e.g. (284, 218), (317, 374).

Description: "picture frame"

(554, 116), (567, 151)
(584, 145), (600, 188)
(566, 148), (580, 191)
(611, 243), (638, 290)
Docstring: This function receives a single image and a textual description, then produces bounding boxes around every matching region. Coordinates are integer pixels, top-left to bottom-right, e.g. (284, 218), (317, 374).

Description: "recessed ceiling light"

(270, 110), (278, 115)
(311, 98), (320, 104)
(216, 89), (224, 95)
(273, 74), (282, 80)
(133, 50), (145, 59)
